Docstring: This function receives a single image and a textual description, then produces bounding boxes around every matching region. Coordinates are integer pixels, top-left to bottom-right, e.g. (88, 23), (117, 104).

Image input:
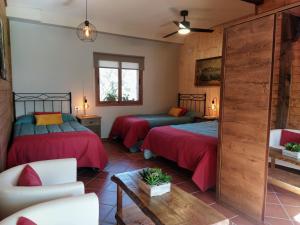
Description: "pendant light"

(76, 0), (97, 42)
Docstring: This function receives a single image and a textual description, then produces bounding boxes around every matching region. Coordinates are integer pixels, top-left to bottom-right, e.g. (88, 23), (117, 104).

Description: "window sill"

(96, 101), (143, 107)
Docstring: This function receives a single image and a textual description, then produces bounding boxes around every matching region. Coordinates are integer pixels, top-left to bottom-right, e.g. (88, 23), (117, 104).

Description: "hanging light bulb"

(76, 0), (97, 42)
(84, 21), (91, 37)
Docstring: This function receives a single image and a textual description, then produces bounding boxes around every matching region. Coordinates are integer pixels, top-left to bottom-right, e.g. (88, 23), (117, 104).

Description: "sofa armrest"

(31, 158), (77, 185)
(0, 182), (84, 220)
(0, 159), (78, 187)
(0, 194), (99, 225)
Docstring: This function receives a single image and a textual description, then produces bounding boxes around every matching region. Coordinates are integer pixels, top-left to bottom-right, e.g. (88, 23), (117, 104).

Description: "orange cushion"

(168, 107), (183, 117)
(35, 113), (63, 126)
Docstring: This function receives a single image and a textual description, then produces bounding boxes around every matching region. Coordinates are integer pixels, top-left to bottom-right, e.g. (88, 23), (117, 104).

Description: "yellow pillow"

(35, 114), (63, 126)
(168, 107), (183, 117)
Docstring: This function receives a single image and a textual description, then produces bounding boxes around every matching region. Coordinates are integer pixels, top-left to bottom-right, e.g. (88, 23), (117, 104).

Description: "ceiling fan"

(163, 10), (214, 38)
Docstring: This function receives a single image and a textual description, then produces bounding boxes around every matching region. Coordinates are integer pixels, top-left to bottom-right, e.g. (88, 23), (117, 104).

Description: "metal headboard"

(13, 92), (72, 119)
(177, 93), (207, 116)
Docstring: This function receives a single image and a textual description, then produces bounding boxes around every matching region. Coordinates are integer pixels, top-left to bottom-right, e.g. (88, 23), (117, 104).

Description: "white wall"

(10, 20), (180, 138)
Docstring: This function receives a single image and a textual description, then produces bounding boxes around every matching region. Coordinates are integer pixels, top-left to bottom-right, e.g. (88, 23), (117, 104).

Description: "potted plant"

(138, 168), (172, 197)
(283, 142), (300, 159)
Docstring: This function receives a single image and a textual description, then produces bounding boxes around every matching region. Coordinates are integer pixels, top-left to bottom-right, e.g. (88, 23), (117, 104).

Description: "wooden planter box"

(138, 179), (171, 197)
(283, 149), (300, 159)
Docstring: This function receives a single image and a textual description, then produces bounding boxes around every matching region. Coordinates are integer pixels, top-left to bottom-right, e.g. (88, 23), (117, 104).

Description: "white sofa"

(269, 129), (300, 170)
(0, 159), (84, 220)
(0, 193), (99, 225)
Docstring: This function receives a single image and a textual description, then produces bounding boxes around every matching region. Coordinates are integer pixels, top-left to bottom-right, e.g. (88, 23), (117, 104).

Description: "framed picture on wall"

(195, 56), (221, 86)
(0, 19), (6, 80)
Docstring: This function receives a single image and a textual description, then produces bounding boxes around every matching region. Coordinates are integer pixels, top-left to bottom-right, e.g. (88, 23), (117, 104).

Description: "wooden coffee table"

(111, 169), (229, 225)
(268, 147), (300, 195)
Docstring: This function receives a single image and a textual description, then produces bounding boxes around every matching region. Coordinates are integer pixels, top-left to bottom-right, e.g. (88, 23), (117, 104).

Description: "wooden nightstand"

(194, 115), (218, 122)
(76, 114), (101, 137)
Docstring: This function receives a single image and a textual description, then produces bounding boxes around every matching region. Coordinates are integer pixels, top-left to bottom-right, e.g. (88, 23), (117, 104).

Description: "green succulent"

(285, 142), (300, 152)
(139, 168), (172, 186)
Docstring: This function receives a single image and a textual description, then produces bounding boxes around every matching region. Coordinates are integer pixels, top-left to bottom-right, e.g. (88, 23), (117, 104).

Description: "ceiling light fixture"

(178, 27), (191, 35)
(178, 21), (191, 35)
(76, 0), (97, 42)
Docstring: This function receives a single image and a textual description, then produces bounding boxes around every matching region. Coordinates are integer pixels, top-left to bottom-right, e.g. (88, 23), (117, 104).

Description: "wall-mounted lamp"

(83, 96), (89, 115)
(210, 97), (218, 117)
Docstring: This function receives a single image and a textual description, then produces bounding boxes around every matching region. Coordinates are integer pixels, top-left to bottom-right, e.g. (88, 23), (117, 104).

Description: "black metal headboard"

(177, 93), (207, 116)
(13, 92), (72, 119)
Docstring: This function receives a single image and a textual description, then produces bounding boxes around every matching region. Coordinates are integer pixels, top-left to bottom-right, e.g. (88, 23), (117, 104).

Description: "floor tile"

(104, 182), (117, 192)
(267, 192), (280, 204)
(87, 177), (110, 190)
(98, 190), (118, 206)
(103, 206), (117, 224)
(230, 215), (256, 225)
(99, 204), (115, 222)
(284, 206), (300, 224)
(177, 181), (200, 193)
(265, 204), (289, 220)
(267, 184), (275, 193)
(277, 193), (300, 207)
(264, 217), (293, 225)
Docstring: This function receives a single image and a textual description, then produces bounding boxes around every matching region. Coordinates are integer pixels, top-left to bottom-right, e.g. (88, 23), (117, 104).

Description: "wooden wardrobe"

(218, 2), (300, 222)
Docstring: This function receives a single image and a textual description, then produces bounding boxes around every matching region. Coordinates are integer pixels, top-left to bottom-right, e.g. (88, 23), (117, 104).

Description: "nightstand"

(76, 114), (101, 137)
(194, 115), (218, 123)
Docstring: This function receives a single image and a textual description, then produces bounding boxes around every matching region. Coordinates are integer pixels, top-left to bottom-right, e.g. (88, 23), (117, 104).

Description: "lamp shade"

(76, 20), (97, 42)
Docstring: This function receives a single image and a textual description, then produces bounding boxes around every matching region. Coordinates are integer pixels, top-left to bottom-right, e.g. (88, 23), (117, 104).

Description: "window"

(94, 53), (144, 106)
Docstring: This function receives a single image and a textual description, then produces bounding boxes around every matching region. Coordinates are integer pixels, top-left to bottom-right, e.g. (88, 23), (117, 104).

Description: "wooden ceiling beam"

(241, 0), (264, 5)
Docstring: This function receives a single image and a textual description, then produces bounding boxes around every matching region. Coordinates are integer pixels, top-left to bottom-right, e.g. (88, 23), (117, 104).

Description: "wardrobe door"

(218, 15), (275, 222)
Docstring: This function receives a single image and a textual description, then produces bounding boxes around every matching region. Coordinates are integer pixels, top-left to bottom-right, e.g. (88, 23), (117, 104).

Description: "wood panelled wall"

(178, 26), (223, 116)
(270, 12), (300, 129)
(257, 0), (300, 14)
(270, 14), (282, 129)
(287, 39), (300, 128)
(0, 0), (12, 171)
(218, 15), (275, 222)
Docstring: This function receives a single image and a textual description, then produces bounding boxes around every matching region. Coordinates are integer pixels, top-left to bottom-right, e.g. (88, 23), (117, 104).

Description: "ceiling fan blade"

(191, 28), (214, 33)
(163, 31), (178, 38)
(173, 21), (180, 27)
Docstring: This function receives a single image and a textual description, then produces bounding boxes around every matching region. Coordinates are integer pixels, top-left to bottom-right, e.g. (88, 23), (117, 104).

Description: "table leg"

(116, 184), (123, 225)
(271, 157), (275, 168)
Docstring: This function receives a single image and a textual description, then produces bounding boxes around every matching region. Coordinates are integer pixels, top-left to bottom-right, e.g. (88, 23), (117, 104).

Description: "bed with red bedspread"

(7, 114), (108, 169)
(109, 114), (194, 151)
(141, 121), (218, 192)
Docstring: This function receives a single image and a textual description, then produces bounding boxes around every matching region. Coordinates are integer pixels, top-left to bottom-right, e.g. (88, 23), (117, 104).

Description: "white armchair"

(0, 193), (99, 225)
(0, 159), (84, 220)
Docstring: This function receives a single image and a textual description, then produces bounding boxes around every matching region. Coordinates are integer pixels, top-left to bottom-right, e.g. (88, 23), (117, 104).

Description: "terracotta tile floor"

(78, 141), (300, 225)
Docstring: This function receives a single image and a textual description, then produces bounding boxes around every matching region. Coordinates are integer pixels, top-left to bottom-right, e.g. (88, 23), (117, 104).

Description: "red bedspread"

(141, 126), (217, 192)
(109, 116), (150, 148)
(7, 131), (108, 169)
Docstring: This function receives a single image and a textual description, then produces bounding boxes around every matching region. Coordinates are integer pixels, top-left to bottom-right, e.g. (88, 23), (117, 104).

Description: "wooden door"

(218, 15), (275, 222)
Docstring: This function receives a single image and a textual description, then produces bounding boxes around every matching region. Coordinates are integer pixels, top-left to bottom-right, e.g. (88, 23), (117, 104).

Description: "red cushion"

(34, 112), (60, 115)
(17, 165), (42, 186)
(179, 107), (188, 116)
(17, 217), (37, 225)
(280, 130), (300, 146)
